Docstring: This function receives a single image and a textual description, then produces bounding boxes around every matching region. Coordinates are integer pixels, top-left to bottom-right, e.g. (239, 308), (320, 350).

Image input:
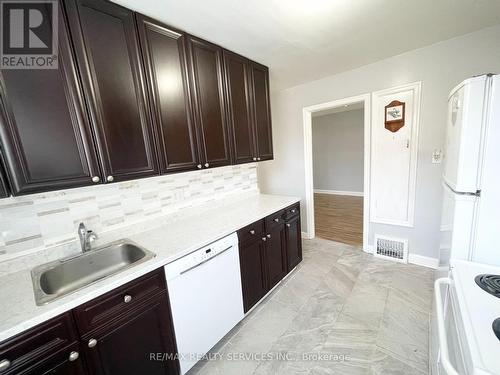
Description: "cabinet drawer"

(0, 312), (78, 375)
(238, 219), (265, 243)
(73, 269), (166, 335)
(284, 203), (300, 220)
(265, 209), (286, 232)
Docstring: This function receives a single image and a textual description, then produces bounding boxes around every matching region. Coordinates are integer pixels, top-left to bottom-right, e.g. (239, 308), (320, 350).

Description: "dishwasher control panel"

(164, 233), (238, 278)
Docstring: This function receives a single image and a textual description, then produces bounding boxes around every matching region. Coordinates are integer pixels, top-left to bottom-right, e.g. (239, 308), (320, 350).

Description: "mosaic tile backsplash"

(0, 164), (258, 261)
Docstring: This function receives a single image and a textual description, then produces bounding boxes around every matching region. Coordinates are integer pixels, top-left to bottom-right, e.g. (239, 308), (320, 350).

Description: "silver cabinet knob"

(204, 163), (209, 168)
(273, 218), (279, 223)
(88, 338), (97, 348)
(91, 176), (100, 183)
(0, 359), (11, 371)
(286, 223), (291, 228)
(291, 209), (296, 213)
(124, 294), (132, 303)
(262, 237), (267, 242)
(257, 157), (261, 161)
(197, 164), (202, 169)
(253, 157), (257, 161)
(106, 175), (114, 182)
(249, 230), (255, 235)
(68, 351), (79, 362)
(267, 234), (271, 239)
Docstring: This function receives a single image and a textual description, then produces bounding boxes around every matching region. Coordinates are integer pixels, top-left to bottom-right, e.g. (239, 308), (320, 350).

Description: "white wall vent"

(374, 235), (408, 263)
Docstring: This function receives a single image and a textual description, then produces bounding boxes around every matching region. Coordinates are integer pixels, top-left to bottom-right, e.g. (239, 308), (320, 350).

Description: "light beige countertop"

(0, 193), (300, 342)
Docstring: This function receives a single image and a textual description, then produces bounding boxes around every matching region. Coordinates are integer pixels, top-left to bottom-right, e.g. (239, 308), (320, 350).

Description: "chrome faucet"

(78, 222), (98, 253)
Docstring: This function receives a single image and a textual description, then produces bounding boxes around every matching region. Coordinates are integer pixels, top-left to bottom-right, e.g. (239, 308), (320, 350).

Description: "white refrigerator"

(438, 73), (500, 276)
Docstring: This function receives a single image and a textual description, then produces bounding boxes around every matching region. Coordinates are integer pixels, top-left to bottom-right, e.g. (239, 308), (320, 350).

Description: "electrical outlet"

(432, 149), (443, 164)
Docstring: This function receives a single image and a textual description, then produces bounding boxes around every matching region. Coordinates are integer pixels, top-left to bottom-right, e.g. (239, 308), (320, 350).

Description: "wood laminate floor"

(314, 193), (363, 246)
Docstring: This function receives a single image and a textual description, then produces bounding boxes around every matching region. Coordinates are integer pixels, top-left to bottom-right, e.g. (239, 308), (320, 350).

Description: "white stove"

(432, 260), (500, 375)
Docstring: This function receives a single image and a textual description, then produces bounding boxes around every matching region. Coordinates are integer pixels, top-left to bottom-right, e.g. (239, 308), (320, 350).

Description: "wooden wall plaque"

(384, 100), (405, 132)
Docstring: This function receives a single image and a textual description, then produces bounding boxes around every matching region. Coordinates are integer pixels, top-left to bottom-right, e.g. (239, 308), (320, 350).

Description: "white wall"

(258, 25), (500, 259)
(312, 109), (364, 193)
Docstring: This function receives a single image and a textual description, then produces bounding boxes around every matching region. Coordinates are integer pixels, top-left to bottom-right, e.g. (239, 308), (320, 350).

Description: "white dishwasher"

(164, 233), (244, 374)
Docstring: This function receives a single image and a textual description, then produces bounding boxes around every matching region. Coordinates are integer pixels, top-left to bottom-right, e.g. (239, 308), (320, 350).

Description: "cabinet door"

(0, 2), (101, 195)
(0, 159), (10, 198)
(239, 238), (267, 313)
(265, 224), (287, 289)
(223, 51), (255, 164)
(285, 214), (302, 271)
(187, 37), (231, 168)
(65, 0), (158, 183)
(136, 14), (200, 174)
(0, 312), (83, 375)
(34, 344), (86, 375)
(250, 62), (273, 161)
(82, 292), (179, 375)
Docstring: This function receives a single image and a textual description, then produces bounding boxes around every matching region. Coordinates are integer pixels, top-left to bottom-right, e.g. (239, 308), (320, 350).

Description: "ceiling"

(113, 0), (500, 91)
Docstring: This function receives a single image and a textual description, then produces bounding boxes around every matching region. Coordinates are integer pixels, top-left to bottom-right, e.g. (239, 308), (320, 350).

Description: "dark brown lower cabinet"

(0, 269), (179, 375)
(0, 159), (10, 198)
(0, 312), (84, 375)
(239, 237), (267, 313)
(285, 213), (302, 271)
(81, 292), (178, 375)
(265, 224), (287, 289)
(238, 203), (302, 313)
(35, 345), (87, 375)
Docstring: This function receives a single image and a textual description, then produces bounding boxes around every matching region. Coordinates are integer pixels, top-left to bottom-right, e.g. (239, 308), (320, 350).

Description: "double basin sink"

(31, 240), (155, 305)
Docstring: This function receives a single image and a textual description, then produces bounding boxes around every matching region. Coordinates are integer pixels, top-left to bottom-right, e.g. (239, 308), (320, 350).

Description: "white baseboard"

(408, 254), (439, 269)
(301, 231), (313, 239)
(314, 189), (364, 197)
(365, 245), (437, 269)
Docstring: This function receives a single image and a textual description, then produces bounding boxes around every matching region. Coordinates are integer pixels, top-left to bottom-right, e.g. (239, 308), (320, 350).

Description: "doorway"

(303, 94), (371, 252)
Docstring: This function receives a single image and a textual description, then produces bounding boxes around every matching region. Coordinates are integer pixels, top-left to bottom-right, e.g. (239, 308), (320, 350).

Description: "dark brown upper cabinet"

(0, 1), (101, 196)
(249, 62), (273, 161)
(187, 36), (231, 169)
(223, 51), (255, 164)
(136, 14), (199, 174)
(224, 54), (273, 163)
(65, 0), (159, 183)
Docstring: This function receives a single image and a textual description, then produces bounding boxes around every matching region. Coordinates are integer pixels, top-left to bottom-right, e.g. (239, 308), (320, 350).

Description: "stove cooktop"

(475, 274), (500, 298)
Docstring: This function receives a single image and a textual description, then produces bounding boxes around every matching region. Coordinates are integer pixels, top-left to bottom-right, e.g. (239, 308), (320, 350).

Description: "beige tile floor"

(188, 238), (434, 375)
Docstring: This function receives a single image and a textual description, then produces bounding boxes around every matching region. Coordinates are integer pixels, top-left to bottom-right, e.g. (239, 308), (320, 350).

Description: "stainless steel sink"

(31, 240), (155, 305)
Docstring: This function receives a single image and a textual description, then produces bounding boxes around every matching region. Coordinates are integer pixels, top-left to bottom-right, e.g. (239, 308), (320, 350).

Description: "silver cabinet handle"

(273, 218), (279, 223)
(267, 234), (271, 239)
(257, 157), (261, 161)
(197, 164), (202, 169)
(106, 175), (114, 182)
(249, 230), (255, 235)
(91, 176), (100, 183)
(88, 338), (97, 348)
(286, 223), (291, 227)
(0, 359), (10, 372)
(204, 163), (209, 168)
(68, 351), (79, 362)
(124, 294), (132, 303)
(262, 237), (267, 242)
(253, 157), (257, 161)
(291, 209), (296, 213)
